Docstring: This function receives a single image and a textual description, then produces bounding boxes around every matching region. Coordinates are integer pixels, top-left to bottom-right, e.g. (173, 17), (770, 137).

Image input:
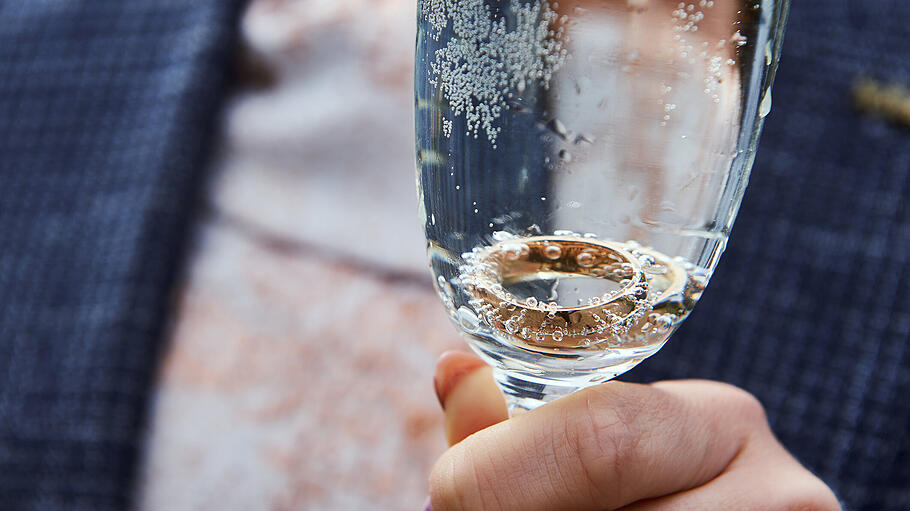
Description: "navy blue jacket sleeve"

(0, 2), (245, 509)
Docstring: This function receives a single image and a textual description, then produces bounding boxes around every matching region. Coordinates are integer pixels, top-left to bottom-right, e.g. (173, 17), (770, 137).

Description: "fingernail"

(423, 496), (433, 511)
(433, 350), (486, 409)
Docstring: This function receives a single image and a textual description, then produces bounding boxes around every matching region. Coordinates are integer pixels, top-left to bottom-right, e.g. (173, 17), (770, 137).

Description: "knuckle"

(428, 448), (477, 511)
(569, 386), (647, 496)
(782, 478), (842, 511)
(712, 382), (768, 428)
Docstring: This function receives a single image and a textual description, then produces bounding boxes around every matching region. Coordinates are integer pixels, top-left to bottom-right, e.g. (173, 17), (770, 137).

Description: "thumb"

(433, 351), (508, 446)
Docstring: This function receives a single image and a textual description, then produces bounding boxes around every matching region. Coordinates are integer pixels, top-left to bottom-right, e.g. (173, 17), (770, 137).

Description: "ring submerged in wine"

(456, 233), (706, 354)
(415, 0), (789, 410)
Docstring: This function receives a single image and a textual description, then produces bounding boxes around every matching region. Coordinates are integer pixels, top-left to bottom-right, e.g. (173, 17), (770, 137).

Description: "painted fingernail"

(433, 350), (486, 409)
(423, 496), (433, 511)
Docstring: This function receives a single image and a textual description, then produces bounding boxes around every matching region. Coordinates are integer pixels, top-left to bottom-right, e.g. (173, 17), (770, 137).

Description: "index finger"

(429, 379), (769, 511)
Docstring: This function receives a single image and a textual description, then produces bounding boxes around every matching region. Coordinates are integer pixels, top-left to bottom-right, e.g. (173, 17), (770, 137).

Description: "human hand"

(428, 351), (841, 511)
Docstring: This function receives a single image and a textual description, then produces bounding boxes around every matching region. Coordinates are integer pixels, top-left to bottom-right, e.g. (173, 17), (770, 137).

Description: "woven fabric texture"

(0, 2), (245, 509)
(626, 2), (910, 510)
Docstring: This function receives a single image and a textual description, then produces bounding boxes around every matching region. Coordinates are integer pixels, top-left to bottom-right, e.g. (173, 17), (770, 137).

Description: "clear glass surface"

(415, 0), (789, 412)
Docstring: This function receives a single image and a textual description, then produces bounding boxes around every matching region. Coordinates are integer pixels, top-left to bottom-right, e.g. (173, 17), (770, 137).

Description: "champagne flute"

(415, 0), (789, 412)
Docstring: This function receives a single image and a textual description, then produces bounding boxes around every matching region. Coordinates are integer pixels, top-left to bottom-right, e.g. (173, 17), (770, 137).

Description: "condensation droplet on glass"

(525, 296), (538, 307)
(567, 201), (581, 208)
(552, 329), (564, 342)
(558, 149), (572, 162)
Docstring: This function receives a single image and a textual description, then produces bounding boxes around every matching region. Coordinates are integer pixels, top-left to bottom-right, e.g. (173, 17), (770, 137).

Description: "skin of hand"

(429, 351), (841, 511)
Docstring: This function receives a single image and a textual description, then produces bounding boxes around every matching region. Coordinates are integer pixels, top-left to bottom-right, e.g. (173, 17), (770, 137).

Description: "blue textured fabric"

(625, 2), (910, 510)
(0, 2), (245, 509)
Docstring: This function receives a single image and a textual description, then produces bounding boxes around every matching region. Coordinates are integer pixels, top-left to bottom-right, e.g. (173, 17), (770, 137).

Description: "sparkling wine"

(454, 234), (705, 354)
(415, 0), (788, 402)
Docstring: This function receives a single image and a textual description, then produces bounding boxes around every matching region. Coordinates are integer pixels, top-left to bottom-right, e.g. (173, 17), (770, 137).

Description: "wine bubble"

(576, 251), (595, 267)
(544, 244), (562, 260)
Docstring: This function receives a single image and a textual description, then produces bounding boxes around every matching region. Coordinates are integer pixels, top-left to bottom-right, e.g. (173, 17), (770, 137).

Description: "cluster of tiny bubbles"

(672, 2), (708, 34)
(491, 230), (515, 242)
(662, 102), (677, 123)
(453, 233), (715, 350)
(426, 0), (569, 145)
(704, 55), (726, 103)
(641, 311), (677, 335)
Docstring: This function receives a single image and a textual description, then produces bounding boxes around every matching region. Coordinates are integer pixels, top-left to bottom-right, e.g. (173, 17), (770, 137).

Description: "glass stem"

(492, 368), (581, 416)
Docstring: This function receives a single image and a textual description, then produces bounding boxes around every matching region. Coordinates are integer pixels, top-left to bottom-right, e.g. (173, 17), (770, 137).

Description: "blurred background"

(135, 1), (455, 509)
(2, 1), (910, 510)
